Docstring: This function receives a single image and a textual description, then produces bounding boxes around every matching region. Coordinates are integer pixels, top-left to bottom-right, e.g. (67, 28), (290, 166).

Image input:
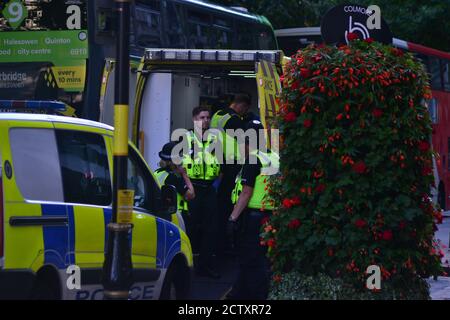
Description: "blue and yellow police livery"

(0, 113), (193, 300)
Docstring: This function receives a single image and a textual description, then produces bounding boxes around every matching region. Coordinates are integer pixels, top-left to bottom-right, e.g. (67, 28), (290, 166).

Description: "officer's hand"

(226, 219), (239, 239)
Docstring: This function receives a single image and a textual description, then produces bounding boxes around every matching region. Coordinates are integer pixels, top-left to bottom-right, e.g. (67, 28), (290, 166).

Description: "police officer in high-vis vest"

(155, 142), (195, 231)
(182, 106), (221, 279)
(211, 93), (251, 255)
(228, 120), (280, 300)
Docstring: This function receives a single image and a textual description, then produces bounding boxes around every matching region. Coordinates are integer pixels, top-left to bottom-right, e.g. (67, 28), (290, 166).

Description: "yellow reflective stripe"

(132, 213), (157, 269)
(217, 113), (232, 129)
(171, 213), (179, 227)
(155, 171), (169, 187)
(114, 104), (129, 156)
(4, 203), (43, 270)
(179, 230), (194, 267)
(73, 206), (105, 268)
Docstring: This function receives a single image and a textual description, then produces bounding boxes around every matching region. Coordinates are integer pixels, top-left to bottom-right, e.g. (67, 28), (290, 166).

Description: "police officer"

(155, 142), (195, 231)
(182, 106), (221, 279)
(228, 120), (279, 300)
(211, 93), (251, 255)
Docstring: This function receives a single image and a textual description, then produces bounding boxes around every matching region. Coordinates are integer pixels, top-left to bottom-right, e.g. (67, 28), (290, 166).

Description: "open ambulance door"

(132, 49), (284, 169)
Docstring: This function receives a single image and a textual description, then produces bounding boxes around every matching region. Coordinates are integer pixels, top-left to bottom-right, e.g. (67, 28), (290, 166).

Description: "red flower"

(364, 37), (374, 44)
(399, 221), (407, 229)
(347, 32), (359, 41)
(418, 141), (430, 152)
(328, 248), (334, 257)
(282, 198), (293, 209)
(267, 238), (276, 248)
(291, 80), (300, 90)
(300, 68), (311, 78)
(421, 167), (432, 176)
(355, 219), (367, 229)
(372, 108), (383, 118)
(291, 196), (301, 206)
(284, 112), (297, 122)
(303, 119), (313, 128)
(273, 274), (282, 283)
(382, 230), (393, 241)
(352, 161), (367, 174)
(315, 184), (326, 193)
(260, 216), (270, 226)
(288, 219), (301, 229)
(391, 48), (404, 57)
(336, 113), (344, 121)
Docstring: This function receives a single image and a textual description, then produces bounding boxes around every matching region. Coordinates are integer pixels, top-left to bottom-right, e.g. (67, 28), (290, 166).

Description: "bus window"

(134, 0), (162, 48)
(236, 22), (256, 49)
(443, 60), (450, 92)
(187, 9), (211, 49)
(163, 1), (186, 48)
(211, 17), (232, 49)
(256, 25), (277, 50)
(429, 57), (443, 90)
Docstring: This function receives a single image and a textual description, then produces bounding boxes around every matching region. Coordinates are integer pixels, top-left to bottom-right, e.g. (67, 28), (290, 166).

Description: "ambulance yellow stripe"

(73, 206), (105, 268)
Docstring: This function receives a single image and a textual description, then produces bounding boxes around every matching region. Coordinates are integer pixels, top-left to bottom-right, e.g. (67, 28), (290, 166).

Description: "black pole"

(102, 0), (134, 300)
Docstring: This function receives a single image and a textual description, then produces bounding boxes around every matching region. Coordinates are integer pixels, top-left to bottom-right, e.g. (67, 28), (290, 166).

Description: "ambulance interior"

(139, 69), (260, 170)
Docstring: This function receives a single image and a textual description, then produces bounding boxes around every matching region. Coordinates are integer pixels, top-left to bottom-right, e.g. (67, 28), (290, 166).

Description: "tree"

(215, 0), (450, 52)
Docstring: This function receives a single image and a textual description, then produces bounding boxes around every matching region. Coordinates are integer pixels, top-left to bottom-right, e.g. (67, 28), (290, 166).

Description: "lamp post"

(102, 0), (134, 300)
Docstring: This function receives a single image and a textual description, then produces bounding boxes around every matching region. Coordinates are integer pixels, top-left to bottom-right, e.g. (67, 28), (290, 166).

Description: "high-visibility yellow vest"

(155, 169), (189, 211)
(182, 131), (220, 181)
(211, 110), (241, 163)
(231, 150), (279, 210)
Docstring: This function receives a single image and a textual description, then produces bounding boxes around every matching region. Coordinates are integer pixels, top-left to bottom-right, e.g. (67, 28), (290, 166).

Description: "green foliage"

(214, 0), (450, 52)
(270, 272), (431, 300)
(261, 39), (444, 298)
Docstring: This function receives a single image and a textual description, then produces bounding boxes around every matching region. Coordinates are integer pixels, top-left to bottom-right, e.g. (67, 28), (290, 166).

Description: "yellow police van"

(0, 101), (193, 300)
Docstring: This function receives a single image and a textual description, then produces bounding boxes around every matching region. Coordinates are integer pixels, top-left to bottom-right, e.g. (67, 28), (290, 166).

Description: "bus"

(275, 27), (450, 210)
(0, 0), (277, 121)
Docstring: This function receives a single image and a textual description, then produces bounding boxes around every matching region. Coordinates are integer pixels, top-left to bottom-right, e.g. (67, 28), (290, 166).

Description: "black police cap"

(159, 142), (181, 161)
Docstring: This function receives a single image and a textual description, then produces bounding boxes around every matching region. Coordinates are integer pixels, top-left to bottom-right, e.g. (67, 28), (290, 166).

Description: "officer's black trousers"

(187, 184), (219, 269)
(217, 164), (241, 254)
(233, 210), (271, 300)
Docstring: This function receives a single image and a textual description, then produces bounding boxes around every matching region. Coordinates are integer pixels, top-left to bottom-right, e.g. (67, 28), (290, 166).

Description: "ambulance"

(0, 101), (193, 300)
(98, 49), (285, 169)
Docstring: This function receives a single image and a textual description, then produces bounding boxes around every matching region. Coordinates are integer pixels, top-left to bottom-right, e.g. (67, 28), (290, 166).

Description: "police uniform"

(155, 142), (191, 231)
(182, 130), (221, 278)
(211, 107), (246, 254)
(229, 128), (279, 300)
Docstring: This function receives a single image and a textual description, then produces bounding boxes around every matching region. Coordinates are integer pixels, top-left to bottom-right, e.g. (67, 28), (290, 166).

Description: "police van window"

(127, 147), (159, 212)
(55, 130), (112, 206)
(9, 128), (64, 202)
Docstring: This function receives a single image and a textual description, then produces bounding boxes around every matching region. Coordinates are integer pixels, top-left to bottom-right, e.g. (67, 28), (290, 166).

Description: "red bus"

(276, 27), (450, 209)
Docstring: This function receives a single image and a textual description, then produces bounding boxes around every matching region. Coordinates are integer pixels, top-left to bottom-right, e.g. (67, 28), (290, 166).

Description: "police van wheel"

(160, 267), (177, 300)
(30, 268), (60, 300)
